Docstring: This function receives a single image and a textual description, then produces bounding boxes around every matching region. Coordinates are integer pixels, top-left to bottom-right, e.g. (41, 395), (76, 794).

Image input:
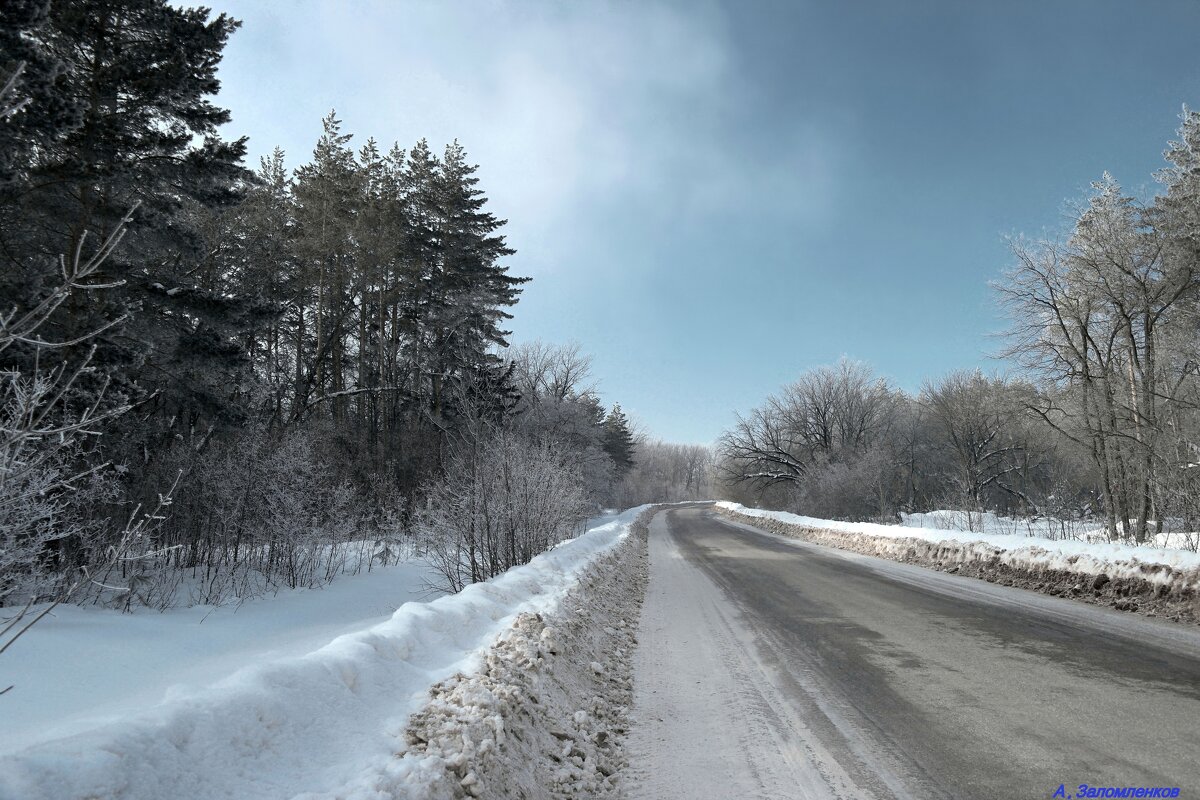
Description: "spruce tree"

(292, 111), (362, 420)
(1157, 109), (1200, 263)
(0, 0), (74, 189)
(431, 141), (528, 421)
(0, 0), (256, 442)
(603, 404), (637, 476)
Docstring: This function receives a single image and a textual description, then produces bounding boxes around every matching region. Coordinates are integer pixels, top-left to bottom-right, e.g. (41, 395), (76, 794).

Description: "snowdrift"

(899, 509), (1200, 552)
(397, 506), (652, 799)
(0, 558), (440, 756)
(717, 502), (1200, 623)
(0, 506), (650, 800)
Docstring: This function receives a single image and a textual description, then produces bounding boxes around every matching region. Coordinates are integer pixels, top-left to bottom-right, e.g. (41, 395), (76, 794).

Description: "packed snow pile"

(903, 509), (1105, 538)
(397, 508), (651, 798)
(0, 506), (650, 800)
(900, 509), (1200, 552)
(717, 502), (1200, 623)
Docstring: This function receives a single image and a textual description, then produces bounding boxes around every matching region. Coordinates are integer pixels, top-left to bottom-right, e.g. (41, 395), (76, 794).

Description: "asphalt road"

(626, 505), (1200, 800)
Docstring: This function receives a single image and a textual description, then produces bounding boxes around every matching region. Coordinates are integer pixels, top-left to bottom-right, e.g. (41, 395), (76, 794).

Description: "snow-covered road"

(626, 506), (1200, 799)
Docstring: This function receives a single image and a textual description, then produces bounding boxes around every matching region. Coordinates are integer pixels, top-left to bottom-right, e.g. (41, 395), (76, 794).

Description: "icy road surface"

(626, 506), (1200, 799)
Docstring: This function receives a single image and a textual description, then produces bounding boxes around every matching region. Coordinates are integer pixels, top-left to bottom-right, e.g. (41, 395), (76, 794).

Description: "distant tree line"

(721, 111), (1200, 544)
(616, 441), (714, 508)
(0, 0), (645, 607)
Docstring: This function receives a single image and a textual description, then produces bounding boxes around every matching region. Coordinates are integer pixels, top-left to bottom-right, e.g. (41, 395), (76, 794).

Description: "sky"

(208, 0), (1200, 445)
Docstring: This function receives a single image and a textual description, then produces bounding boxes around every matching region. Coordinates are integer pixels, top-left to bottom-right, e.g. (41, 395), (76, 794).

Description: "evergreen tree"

(0, 0), (256, 443)
(603, 404), (637, 476)
(357, 138), (414, 429)
(292, 111), (362, 420)
(436, 141), (526, 362)
(399, 138), (445, 417)
(0, 0), (75, 189)
(1157, 109), (1200, 268)
(0, 4), (634, 607)
(432, 142), (527, 426)
(217, 147), (297, 423)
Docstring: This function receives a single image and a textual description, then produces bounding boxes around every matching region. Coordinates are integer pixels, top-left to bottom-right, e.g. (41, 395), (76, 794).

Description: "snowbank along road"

(626, 505), (1200, 799)
(0, 509), (649, 800)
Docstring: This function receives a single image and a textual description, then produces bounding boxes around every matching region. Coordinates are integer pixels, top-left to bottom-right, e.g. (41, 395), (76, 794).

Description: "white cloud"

(216, 0), (839, 276)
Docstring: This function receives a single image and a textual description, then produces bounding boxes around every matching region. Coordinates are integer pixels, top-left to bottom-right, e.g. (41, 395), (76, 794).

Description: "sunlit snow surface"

(719, 502), (1200, 586)
(0, 507), (646, 800)
(0, 560), (442, 755)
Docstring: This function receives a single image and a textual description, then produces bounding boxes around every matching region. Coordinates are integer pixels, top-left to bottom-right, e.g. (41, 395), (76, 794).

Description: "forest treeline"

(721, 113), (1200, 544)
(14, 0), (1194, 616)
(0, 0), (710, 610)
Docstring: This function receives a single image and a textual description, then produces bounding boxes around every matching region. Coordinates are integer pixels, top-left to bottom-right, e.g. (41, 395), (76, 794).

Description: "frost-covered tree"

(0, 2), (73, 189)
(720, 360), (896, 494)
(417, 431), (590, 592)
(0, 0), (256, 432)
(1000, 168), (1200, 541)
(510, 341), (595, 403)
(921, 371), (1044, 511)
(616, 441), (714, 507)
(291, 111), (362, 422)
(0, 215), (133, 602)
(0, 4), (640, 611)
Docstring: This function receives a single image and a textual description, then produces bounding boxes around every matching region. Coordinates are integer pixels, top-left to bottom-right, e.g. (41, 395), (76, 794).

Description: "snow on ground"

(0, 560), (440, 756)
(396, 507), (653, 799)
(902, 509), (1104, 538)
(0, 506), (649, 800)
(718, 502), (1200, 622)
(900, 509), (1200, 551)
(718, 502), (1200, 589)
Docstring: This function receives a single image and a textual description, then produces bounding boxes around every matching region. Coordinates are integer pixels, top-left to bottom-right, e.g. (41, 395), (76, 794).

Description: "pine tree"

(219, 147), (297, 423)
(292, 111), (362, 420)
(399, 138), (445, 417)
(0, 0), (75, 189)
(603, 404), (637, 476)
(0, 0), (256, 444)
(431, 141), (528, 422)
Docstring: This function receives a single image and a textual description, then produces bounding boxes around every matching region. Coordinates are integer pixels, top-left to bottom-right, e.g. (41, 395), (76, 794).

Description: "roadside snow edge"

(717, 502), (1200, 623)
(0, 505), (651, 800)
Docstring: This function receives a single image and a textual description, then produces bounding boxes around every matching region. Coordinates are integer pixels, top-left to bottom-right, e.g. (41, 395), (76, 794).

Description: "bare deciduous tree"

(999, 169), (1200, 541)
(719, 359), (896, 495)
(510, 340), (595, 404)
(617, 440), (714, 506)
(416, 431), (590, 593)
(1, 207), (137, 604)
(921, 371), (1044, 511)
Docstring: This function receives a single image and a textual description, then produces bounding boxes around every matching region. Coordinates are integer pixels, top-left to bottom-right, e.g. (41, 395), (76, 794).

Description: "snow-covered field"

(0, 559), (441, 756)
(0, 507), (648, 800)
